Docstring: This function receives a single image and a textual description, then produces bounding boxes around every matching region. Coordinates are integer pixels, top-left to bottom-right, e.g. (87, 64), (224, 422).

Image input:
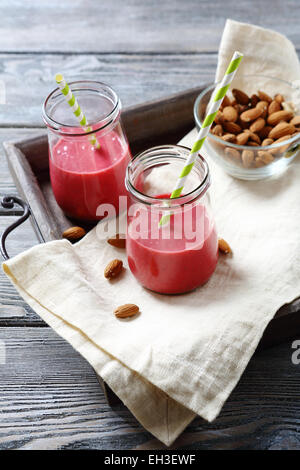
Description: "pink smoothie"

(127, 195), (218, 294)
(50, 130), (131, 221)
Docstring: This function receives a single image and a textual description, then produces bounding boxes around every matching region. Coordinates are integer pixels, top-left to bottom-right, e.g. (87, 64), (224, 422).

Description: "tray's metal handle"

(0, 196), (31, 260)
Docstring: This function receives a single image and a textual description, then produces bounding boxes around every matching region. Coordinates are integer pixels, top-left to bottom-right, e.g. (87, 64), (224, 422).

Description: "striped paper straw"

(55, 74), (100, 149)
(159, 51), (243, 226)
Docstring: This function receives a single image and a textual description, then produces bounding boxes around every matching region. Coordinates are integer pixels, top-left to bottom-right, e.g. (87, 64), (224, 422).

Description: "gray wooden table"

(0, 1), (300, 450)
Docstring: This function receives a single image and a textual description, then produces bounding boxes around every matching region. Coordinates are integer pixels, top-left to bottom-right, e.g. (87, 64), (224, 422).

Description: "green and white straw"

(55, 73), (100, 149)
(159, 51), (243, 226)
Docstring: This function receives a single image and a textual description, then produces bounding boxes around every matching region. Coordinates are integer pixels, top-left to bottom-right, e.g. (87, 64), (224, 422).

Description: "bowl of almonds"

(194, 76), (300, 180)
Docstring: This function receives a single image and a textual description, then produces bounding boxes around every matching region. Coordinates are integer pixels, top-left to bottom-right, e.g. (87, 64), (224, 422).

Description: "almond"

(240, 107), (262, 122)
(232, 88), (249, 105)
(62, 226), (86, 242)
(247, 141), (259, 147)
(269, 122), (295, 140)
(234, 104), (248, 114)
(223, 121), (242, 134)
(290, 115), (300, 126)
(211, 124), (223, 136)
(218, 238), (232, 254)
(275, 94), (284, 104)
(258, 126), (272, 139)
(257, 150), (274, 164)
(222, 133), (236, 143)
(214, 110), (224, 125)
(262, 138), (274, 146)
(246, 130), (261, 144)
(267, 110), (294, 126)
(221, 95), (231, 108)
(250, 94), (260, 107)
(268, 100), (281, 115)
(250, 117), (265, 133)
(258, 90), (272, 103)
(254, 158), (265, 168)
(104, 259), (123, 279)
(241, 149), (255, 168)
(256, 101), (268, 118)
(114, 304), (139, 319)
(107, 234), (126, 248)
(272, 135), (292, 155)
(225, 147), (240, 162)
(223, 106), (238, 122)
(236, 132), (249, 145)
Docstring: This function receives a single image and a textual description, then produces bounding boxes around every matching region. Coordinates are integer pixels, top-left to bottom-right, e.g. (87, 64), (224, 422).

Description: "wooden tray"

(3, 86), (300, 404)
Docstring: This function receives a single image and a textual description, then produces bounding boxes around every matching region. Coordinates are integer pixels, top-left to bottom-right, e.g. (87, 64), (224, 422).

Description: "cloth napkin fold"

(3, 20), (300, 446)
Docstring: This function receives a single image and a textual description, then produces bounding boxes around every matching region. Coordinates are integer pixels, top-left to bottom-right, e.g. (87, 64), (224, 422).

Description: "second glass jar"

(125, 145), (218, 294)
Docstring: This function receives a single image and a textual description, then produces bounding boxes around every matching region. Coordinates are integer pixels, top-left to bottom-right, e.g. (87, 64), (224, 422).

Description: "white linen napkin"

(3, 20), (300, 446)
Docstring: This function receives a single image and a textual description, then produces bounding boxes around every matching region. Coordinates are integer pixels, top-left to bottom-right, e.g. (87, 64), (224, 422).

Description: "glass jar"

(125, 145), (218, 294)
(43, 81), (131, 222)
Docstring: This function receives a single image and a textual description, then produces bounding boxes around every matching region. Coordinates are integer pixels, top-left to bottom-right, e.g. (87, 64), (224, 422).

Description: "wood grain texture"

(0, 328), (299, 450)
(0, 0), (300, 53)
(0, 53), (216, 126)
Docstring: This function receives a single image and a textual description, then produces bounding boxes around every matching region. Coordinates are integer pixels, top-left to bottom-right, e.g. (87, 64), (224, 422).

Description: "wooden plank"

(0, 129), (44, 325)
(0, 327), (299, 450)
(0, 53), (216, 127)
(0, 1), (300, 53)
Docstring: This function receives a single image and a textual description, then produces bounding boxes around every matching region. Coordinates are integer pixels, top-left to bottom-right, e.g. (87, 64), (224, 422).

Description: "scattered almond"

(104, 259), (123, 279)
(218, 238), (232, 254)
(107, 234), (126, 248)
(62, 226), (86, 242)
(223, 106), (238, 122)
(232, 88), (249, 105)
(114, 304), (139, 319)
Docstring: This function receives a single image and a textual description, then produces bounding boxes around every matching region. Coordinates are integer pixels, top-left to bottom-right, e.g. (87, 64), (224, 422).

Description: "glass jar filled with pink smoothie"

(43, 81), (131, 222)
(125, 145), (218, 294)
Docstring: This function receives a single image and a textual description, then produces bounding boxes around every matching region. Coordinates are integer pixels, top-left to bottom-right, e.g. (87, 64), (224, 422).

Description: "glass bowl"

(194, 75), (300, 180)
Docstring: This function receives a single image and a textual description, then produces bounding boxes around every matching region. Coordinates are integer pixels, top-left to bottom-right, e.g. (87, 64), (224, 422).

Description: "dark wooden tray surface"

(3, 86), (300, 404)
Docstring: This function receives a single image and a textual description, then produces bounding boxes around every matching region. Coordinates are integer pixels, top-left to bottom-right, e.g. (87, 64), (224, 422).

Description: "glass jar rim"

(42, 80), (121, 136)
(125, 144), (211, 209)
